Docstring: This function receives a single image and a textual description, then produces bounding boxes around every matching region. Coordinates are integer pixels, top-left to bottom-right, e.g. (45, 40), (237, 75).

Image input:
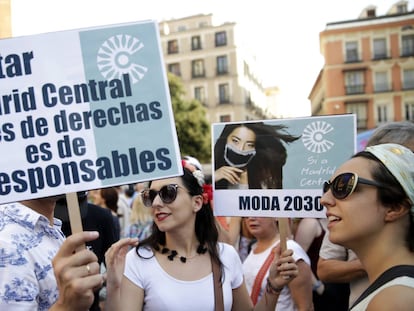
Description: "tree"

(167, 73), (211, 163)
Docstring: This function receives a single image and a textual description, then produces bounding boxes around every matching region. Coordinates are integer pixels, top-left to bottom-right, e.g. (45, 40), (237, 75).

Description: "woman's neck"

(164, 232), (200, 257)
(254, 233), (279, 254)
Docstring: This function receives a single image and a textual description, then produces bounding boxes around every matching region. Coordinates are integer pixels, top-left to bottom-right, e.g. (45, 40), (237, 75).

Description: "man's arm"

(317, 256), (367, 283)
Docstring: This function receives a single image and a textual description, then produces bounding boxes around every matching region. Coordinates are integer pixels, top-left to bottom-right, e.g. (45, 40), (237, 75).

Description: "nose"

(320, 190), (335, 210)
(151, 193), (164, 207)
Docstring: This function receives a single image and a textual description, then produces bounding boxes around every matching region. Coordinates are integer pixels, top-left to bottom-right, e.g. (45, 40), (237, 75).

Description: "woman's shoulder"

(218, 242), (241, 260)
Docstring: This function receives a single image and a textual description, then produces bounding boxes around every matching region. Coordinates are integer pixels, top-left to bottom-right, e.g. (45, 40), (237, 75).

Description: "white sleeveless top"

(350, 276), (414, 310)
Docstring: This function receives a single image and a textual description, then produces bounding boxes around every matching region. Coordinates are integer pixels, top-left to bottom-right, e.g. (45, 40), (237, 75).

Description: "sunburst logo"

(97, 34), (148, 83)
(302, 121), (334, 153)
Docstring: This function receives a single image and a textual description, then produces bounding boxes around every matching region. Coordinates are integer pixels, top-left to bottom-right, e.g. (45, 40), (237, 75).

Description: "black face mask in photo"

(224, 143), (256, 168)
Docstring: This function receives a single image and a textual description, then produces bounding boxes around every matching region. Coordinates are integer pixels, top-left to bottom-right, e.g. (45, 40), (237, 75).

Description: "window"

(191, 59), (205, 78)
(397, 3), (408, 13)
(216, 56), (228, 75)
(168, 63), (181, 76)
(220, 115), (231, 122)
(219, 83), (230, 104)
(177, 25), (186, 32)
(191, 36), (202, 50)
(167, 40), (179, 54)
(215, 31), (227, 47)
(346, 102), (367, 129)
(402, 35), (414, 57)
(374, 71), (389, 92)
(403, 69), (414, 90)
(194, 86), (205, 104)
(373, 38), (387, 59)
(345, 71), (365, 94)
(345, 41), (359, 62)
(405, 101), (414, 120)
(377, 104), (388, 123)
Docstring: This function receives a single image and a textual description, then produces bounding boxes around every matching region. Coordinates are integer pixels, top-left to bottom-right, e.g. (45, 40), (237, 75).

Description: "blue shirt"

(0, 202), (65, 310)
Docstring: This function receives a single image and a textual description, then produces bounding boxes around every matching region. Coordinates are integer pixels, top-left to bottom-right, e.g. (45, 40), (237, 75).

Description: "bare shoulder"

(367, 285), (414, 311)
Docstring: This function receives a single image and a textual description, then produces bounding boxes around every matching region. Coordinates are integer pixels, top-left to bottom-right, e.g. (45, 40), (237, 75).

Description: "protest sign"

(212, 114), (356, 218)
(0, 20), (182, 204)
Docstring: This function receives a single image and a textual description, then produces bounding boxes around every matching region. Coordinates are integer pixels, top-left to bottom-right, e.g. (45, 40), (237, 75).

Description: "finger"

(82, 261), (100, 277)
(105, 238), (138, 263)
(53, 247), (99, 279)
(57, 231), (99, 257)
(228, 167), (243, 174)
(70, 274), (105, 297)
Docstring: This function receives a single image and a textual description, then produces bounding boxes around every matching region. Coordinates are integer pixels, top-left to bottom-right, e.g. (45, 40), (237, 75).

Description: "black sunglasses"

(141, 184), (187, 207)
(323, 172), (384, 200)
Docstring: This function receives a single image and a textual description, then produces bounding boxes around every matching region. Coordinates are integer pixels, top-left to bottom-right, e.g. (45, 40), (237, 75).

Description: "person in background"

(116, 185), (132, 236)
(227, 216), (256, 262)
(317, 121), (414, 307)
(243, 217), (313, 310)
(214, 122), (300, 190)
(295, 218), (349, 311)
(55, 191), (119, 311)
(321, 143), (414, 310)
(103, 160), (299, 310)
(0, 196), (103, 310)
(92, 187), (121, 240)
(123, 185), (153, 241)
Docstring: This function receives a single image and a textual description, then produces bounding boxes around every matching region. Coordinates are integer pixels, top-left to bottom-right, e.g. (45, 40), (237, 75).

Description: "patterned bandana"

(365, 143), (414, 214)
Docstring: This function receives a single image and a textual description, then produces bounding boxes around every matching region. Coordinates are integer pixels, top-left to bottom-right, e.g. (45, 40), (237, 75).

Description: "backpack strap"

(351, 265), (414, 309)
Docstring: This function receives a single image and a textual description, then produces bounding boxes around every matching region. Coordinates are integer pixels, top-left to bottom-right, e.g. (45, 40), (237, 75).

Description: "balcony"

(345, 84), (365, 95)
(374, 84), (392, 93)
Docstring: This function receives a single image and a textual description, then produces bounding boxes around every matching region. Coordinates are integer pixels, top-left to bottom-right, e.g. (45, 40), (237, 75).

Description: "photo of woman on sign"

(214, 122), (300, 190)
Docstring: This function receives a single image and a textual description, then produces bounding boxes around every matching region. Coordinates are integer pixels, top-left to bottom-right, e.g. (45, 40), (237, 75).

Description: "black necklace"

(155, 244), (208, 263)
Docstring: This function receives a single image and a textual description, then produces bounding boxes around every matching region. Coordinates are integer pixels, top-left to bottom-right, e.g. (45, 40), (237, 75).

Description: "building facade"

(0, 0), (11, 39)
(159, 14), (273, 123)
(309, 1), (414, 131)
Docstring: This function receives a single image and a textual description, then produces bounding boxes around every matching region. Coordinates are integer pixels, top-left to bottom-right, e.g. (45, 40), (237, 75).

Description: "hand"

(50, 231), (103, 311)
(214, 166), (243, 184)
(104, 238), (139, 290)
(268, 247), (298, 289)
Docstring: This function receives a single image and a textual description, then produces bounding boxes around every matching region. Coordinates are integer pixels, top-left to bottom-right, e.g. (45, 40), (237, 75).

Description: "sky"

(10, 0), (414, 116)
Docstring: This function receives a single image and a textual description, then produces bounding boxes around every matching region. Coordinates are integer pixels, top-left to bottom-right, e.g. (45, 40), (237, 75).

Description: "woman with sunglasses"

(103, 160), (299, 311)
(321, 143), (414, 311)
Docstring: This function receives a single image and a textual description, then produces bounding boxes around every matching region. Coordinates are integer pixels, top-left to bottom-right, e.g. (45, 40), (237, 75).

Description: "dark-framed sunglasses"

(323, 172), (384, 200)
(141, 184), (186, 207)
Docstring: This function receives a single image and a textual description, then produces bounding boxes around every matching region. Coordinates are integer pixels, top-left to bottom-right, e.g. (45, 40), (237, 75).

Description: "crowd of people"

(1, 121), (414, 310)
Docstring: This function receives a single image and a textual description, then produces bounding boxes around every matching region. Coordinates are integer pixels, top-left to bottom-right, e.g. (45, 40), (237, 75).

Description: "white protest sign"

(0, 20), (182, 204)
(212, 115), (356, 218)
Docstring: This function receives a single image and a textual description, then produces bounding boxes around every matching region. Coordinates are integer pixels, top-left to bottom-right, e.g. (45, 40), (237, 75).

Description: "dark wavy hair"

(136, 167), (223, 275)
(214, 122), (300, 189)
(100, 187), (119, 215)
(353, 151), (414, 251)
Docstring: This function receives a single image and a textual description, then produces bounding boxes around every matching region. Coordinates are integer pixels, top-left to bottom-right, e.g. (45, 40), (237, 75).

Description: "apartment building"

(309, 1), (414, 131)
(159, 14), (272, 123)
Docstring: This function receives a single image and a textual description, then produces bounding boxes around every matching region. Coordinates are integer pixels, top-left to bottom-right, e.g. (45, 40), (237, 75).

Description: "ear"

(384, 204), (410, 222)
(192, 195), (203, 213)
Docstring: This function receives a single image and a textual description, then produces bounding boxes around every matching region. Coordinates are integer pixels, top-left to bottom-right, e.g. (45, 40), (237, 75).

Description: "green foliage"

(167, 73), (211, 163)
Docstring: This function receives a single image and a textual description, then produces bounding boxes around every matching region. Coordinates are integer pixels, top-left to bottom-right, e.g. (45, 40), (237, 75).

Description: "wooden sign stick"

(65, 192), (85, 251)
(277, 218), (289, 253)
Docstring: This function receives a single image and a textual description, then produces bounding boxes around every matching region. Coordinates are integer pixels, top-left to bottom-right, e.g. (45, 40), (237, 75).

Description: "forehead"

(334, 156), (375, 178)
(228, 126), (256, 141)
(151, 177), (183, 189)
